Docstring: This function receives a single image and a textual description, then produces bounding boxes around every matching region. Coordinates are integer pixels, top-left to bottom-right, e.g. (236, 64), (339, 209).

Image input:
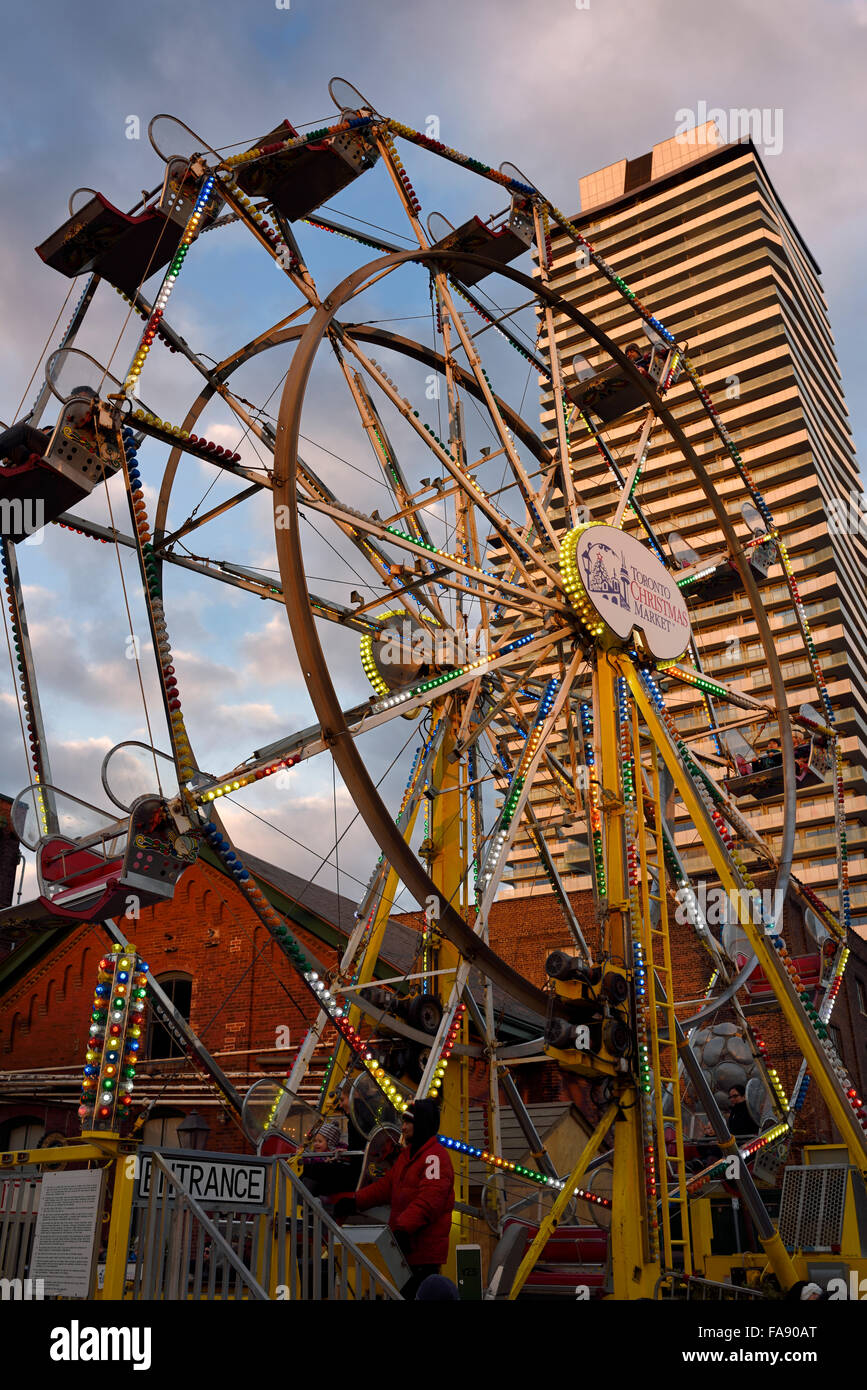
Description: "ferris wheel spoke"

(297, 492), (570, 616)
(365, 628), (572, 721)
(663, 663), (772, 715)
(432, 280), (563, 556)
(295, 458), (445, 627)
(330, 334), (440, 560)
(196, 629), (567, 798)
(482, 706), (590, 950)
(193, 693), (425, 799)
(488, 666), (584, 809)
(609, 410), (654, 530)
(338, 333), (562, 591)
(532, 203), (584, 531)
(523, 803), (591, 956)
(158, 482), (263, 551)
(348, 715), (448, 942)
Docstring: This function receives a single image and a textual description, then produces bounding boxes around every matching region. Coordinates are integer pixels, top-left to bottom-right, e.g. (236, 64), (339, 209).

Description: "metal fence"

(130, 1151), (269, 1301)
(0, 1174), (40, 1285)
(128, 1152), (401, 1301)
(0, 1142), (402, 1301)
(272, 1162), (401, 1301)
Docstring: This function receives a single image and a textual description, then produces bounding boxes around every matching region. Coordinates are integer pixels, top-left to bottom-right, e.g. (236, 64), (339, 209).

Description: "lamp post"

(177, 1110), (210, 1151)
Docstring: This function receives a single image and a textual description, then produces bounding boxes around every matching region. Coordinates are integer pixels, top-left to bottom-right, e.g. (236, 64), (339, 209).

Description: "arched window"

(77, 947), (93, 988)
(147, 973), (193, 1060)
(3, 1011), (22, 1055)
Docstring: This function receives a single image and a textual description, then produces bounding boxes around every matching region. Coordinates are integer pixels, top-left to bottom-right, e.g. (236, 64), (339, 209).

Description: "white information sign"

(574, 525), (691, 660)
(29, 1168), (104, 1298)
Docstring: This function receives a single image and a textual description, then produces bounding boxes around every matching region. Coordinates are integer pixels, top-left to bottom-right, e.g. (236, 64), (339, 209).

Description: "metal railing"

(274, 1161), (402, 1301)
(128, 1152), (401, 1300)
(655, 1271), (767, 1300)
(131, 1152), (269, 1301)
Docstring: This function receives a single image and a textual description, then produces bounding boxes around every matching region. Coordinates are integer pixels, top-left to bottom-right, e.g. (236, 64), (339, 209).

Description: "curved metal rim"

(270, 246), (797, 1020)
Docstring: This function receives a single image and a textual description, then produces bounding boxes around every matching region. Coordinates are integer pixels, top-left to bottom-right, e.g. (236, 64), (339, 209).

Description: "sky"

(0, 0), (864, 912)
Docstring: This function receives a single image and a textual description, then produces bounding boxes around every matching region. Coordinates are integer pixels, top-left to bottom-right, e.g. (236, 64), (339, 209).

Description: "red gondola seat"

(36, 194), (188, 297)
(12, 786), (198, 923)
(36, 159), (219, 297)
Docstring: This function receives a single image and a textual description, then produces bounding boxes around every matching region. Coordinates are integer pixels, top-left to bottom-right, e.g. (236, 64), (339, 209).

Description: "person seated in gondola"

(753, 737), (782, 773)
(0, 420), (50, 471)
(624, 342), (650, 375)
(0, 386), (98, 472)
(727, 1084), (758, 1139)
(299, 1119), (351, 1199)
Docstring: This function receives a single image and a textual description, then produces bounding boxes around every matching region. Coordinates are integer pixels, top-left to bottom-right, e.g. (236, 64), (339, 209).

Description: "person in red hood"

(331, 1098), (455, 1299)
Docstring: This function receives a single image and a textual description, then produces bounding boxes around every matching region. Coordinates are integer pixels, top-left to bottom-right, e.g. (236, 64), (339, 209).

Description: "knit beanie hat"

(317, 1120), (343, 1149)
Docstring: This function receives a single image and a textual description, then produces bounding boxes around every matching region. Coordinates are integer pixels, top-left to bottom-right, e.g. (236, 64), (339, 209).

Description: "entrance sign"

(136, 1148), (270, 1210)
(561, 523), (691, 660)
(29, 1168), (105, 1298)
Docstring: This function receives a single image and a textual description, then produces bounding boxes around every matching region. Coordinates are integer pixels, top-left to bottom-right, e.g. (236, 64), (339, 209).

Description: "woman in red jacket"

(332, 1098), (455, 1299)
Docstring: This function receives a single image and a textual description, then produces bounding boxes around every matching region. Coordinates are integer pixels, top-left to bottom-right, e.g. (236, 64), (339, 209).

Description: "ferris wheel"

(2, 78), (864, 1297)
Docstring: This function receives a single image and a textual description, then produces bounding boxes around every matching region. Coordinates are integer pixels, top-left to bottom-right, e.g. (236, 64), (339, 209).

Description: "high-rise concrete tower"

(502, 125), (867, 937)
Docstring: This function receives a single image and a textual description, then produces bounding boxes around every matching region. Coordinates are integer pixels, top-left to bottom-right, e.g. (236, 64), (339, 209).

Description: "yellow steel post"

(100, 1143), (136, 1301)
(428, 707), (471, 1266)
(596, 655), (661, 1298)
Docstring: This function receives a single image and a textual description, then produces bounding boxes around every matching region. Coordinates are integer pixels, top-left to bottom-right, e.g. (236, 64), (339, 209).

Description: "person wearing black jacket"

(727, 1084), (758, 1138)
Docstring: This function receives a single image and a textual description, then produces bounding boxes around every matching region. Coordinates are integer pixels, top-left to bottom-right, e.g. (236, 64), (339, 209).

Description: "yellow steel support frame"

(596, 656), (661, 1298)
(635, 720), (693, 1273)
(100, 1143), (136, 1300)
(621, 654), (867, 1175)
(429, 712), (471, 1269)
(508, 1102), (618, 1299)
